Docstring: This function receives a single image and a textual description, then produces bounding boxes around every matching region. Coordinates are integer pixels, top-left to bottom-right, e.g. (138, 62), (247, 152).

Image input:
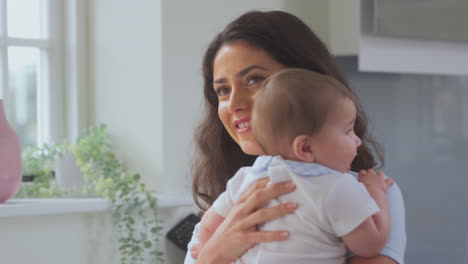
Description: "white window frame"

(0, 0), (87, 145)
(63, 0), (88, 142)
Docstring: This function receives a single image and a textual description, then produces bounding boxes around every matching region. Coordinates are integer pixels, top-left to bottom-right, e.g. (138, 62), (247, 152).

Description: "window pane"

(7, 0), (43, 39)
(8, 47), (39, 146)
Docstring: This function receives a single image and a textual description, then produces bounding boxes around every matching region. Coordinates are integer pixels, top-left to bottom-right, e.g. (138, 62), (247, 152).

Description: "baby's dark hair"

(251, 68), (356, 155)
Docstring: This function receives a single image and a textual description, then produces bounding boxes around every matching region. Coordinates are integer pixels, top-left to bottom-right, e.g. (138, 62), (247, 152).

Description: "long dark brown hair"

(193, 10), (383, 210)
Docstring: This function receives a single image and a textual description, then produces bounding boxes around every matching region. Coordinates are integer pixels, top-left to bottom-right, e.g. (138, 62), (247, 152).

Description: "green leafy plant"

(19, 124), (164, 264)
(19, 143), (67, 198)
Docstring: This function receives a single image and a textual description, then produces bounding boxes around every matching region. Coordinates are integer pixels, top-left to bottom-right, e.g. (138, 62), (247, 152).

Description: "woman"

(186, 10), (406, 264)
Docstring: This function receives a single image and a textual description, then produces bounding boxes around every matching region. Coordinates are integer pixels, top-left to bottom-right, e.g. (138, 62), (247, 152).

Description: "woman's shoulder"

(382, 176), (406, 264)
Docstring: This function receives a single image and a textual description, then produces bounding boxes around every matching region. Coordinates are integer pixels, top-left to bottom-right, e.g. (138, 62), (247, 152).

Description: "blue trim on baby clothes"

(251, 156), (274, 173)
(251, 155), (339, 177)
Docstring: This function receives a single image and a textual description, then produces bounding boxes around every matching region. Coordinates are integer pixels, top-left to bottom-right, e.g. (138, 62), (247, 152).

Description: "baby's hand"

(358, 169), (394, 192)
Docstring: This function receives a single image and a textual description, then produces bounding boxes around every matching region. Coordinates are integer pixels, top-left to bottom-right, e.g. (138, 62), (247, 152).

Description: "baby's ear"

(292, 135), (315, 162)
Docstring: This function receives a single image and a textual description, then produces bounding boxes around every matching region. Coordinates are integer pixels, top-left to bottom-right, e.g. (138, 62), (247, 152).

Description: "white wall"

(0, 212), (116, 264)
(88, 0), (327, 195)
(0, 204), (194, 264)
(89, 0), (164, 191)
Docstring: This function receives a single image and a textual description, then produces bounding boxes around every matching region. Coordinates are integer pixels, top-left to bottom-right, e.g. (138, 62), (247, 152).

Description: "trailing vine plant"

(19, 124), (164, 264)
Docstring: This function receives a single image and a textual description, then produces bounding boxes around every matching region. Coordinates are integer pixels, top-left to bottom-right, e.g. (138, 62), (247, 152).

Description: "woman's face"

(213, 41), (286, 155)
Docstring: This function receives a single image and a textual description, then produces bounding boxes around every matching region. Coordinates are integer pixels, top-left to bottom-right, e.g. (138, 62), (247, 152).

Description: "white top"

(184, 160), (407, 264)
(212, 156), (380, 264)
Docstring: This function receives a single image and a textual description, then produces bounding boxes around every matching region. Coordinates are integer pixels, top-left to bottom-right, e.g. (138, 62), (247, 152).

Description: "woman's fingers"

(196, 179), (296, 263)
(246, 230), (290, 244)
(239, 201), (297, 229)
(238, 179), (296, 206)
(241, 181), (296, 213)
(237, 178), (270, 204)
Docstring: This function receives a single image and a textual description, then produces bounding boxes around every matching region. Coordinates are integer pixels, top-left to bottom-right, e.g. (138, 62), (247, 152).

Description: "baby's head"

(251, 68), (362, 173)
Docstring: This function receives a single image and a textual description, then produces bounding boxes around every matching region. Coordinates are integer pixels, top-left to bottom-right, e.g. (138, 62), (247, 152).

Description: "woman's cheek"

(218, 103), (237, 141)
(217, 101), (229, 125)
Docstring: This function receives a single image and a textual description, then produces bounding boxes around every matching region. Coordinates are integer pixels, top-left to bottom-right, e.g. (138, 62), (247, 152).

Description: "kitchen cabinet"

(359, 0), (468, 76)
(307, 0), (468, 76)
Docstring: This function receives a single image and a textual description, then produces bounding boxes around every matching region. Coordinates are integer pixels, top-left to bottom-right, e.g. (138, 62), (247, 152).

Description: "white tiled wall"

(337, 57), (468, 264)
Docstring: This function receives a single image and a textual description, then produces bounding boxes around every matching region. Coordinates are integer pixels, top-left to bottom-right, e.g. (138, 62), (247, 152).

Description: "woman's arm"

(347, 179), (407, 264)
(184, 178), (297, 264)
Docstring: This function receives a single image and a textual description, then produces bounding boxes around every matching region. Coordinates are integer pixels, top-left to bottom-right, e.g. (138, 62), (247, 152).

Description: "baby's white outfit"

(212, 155), (380, 264)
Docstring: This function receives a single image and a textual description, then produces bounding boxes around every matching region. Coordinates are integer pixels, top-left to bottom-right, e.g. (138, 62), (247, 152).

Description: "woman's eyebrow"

(213, 65), (269, 84)
(237, 65), (269, 78)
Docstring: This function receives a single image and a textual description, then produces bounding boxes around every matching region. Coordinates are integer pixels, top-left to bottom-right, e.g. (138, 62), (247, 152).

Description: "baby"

(194, 69), (392, 263)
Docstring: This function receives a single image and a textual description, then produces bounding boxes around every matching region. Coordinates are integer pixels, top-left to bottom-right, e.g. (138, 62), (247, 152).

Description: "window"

(0, 0), (61, 147)
(0, 0), (87, 148)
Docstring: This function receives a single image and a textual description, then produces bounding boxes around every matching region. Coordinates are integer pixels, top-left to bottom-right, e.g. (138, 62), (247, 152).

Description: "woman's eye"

(215, 86), (230, 97)
(246, 75), (265, 86)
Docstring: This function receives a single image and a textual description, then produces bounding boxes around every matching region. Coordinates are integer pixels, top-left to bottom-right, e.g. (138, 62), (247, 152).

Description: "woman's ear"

(292, 135), (315, 162)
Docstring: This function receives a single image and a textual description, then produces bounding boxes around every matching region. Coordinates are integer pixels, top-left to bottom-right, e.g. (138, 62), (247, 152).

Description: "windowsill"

(0, 194), (193, 218)
(0, 198), (110, 218)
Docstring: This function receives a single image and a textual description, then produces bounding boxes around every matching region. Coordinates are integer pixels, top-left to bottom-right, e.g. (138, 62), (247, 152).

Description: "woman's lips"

(237, 122), (251, 133)
(233, 117), (251, 134)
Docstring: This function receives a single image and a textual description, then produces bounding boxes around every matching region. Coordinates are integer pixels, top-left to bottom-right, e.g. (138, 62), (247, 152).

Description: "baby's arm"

(193, 185), (235, 259)
(191, 167), (250, 260)
(193, 207), (225, 259)
(341, 169), (392, 257)
(198, 207), (225, 246)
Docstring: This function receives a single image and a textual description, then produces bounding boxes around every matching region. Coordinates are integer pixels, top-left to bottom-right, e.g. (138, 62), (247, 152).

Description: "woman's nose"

(228, 88), (249, 113)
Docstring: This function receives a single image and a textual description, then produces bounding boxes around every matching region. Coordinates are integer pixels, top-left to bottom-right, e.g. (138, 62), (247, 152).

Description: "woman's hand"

(195, 178), (297, 264)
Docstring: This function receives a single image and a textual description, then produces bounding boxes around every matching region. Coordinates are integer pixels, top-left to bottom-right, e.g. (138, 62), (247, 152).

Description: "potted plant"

(18, 124), (164, 264)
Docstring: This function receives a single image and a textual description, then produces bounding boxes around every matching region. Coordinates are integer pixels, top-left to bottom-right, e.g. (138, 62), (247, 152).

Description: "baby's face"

(310, 98), (361, 173)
